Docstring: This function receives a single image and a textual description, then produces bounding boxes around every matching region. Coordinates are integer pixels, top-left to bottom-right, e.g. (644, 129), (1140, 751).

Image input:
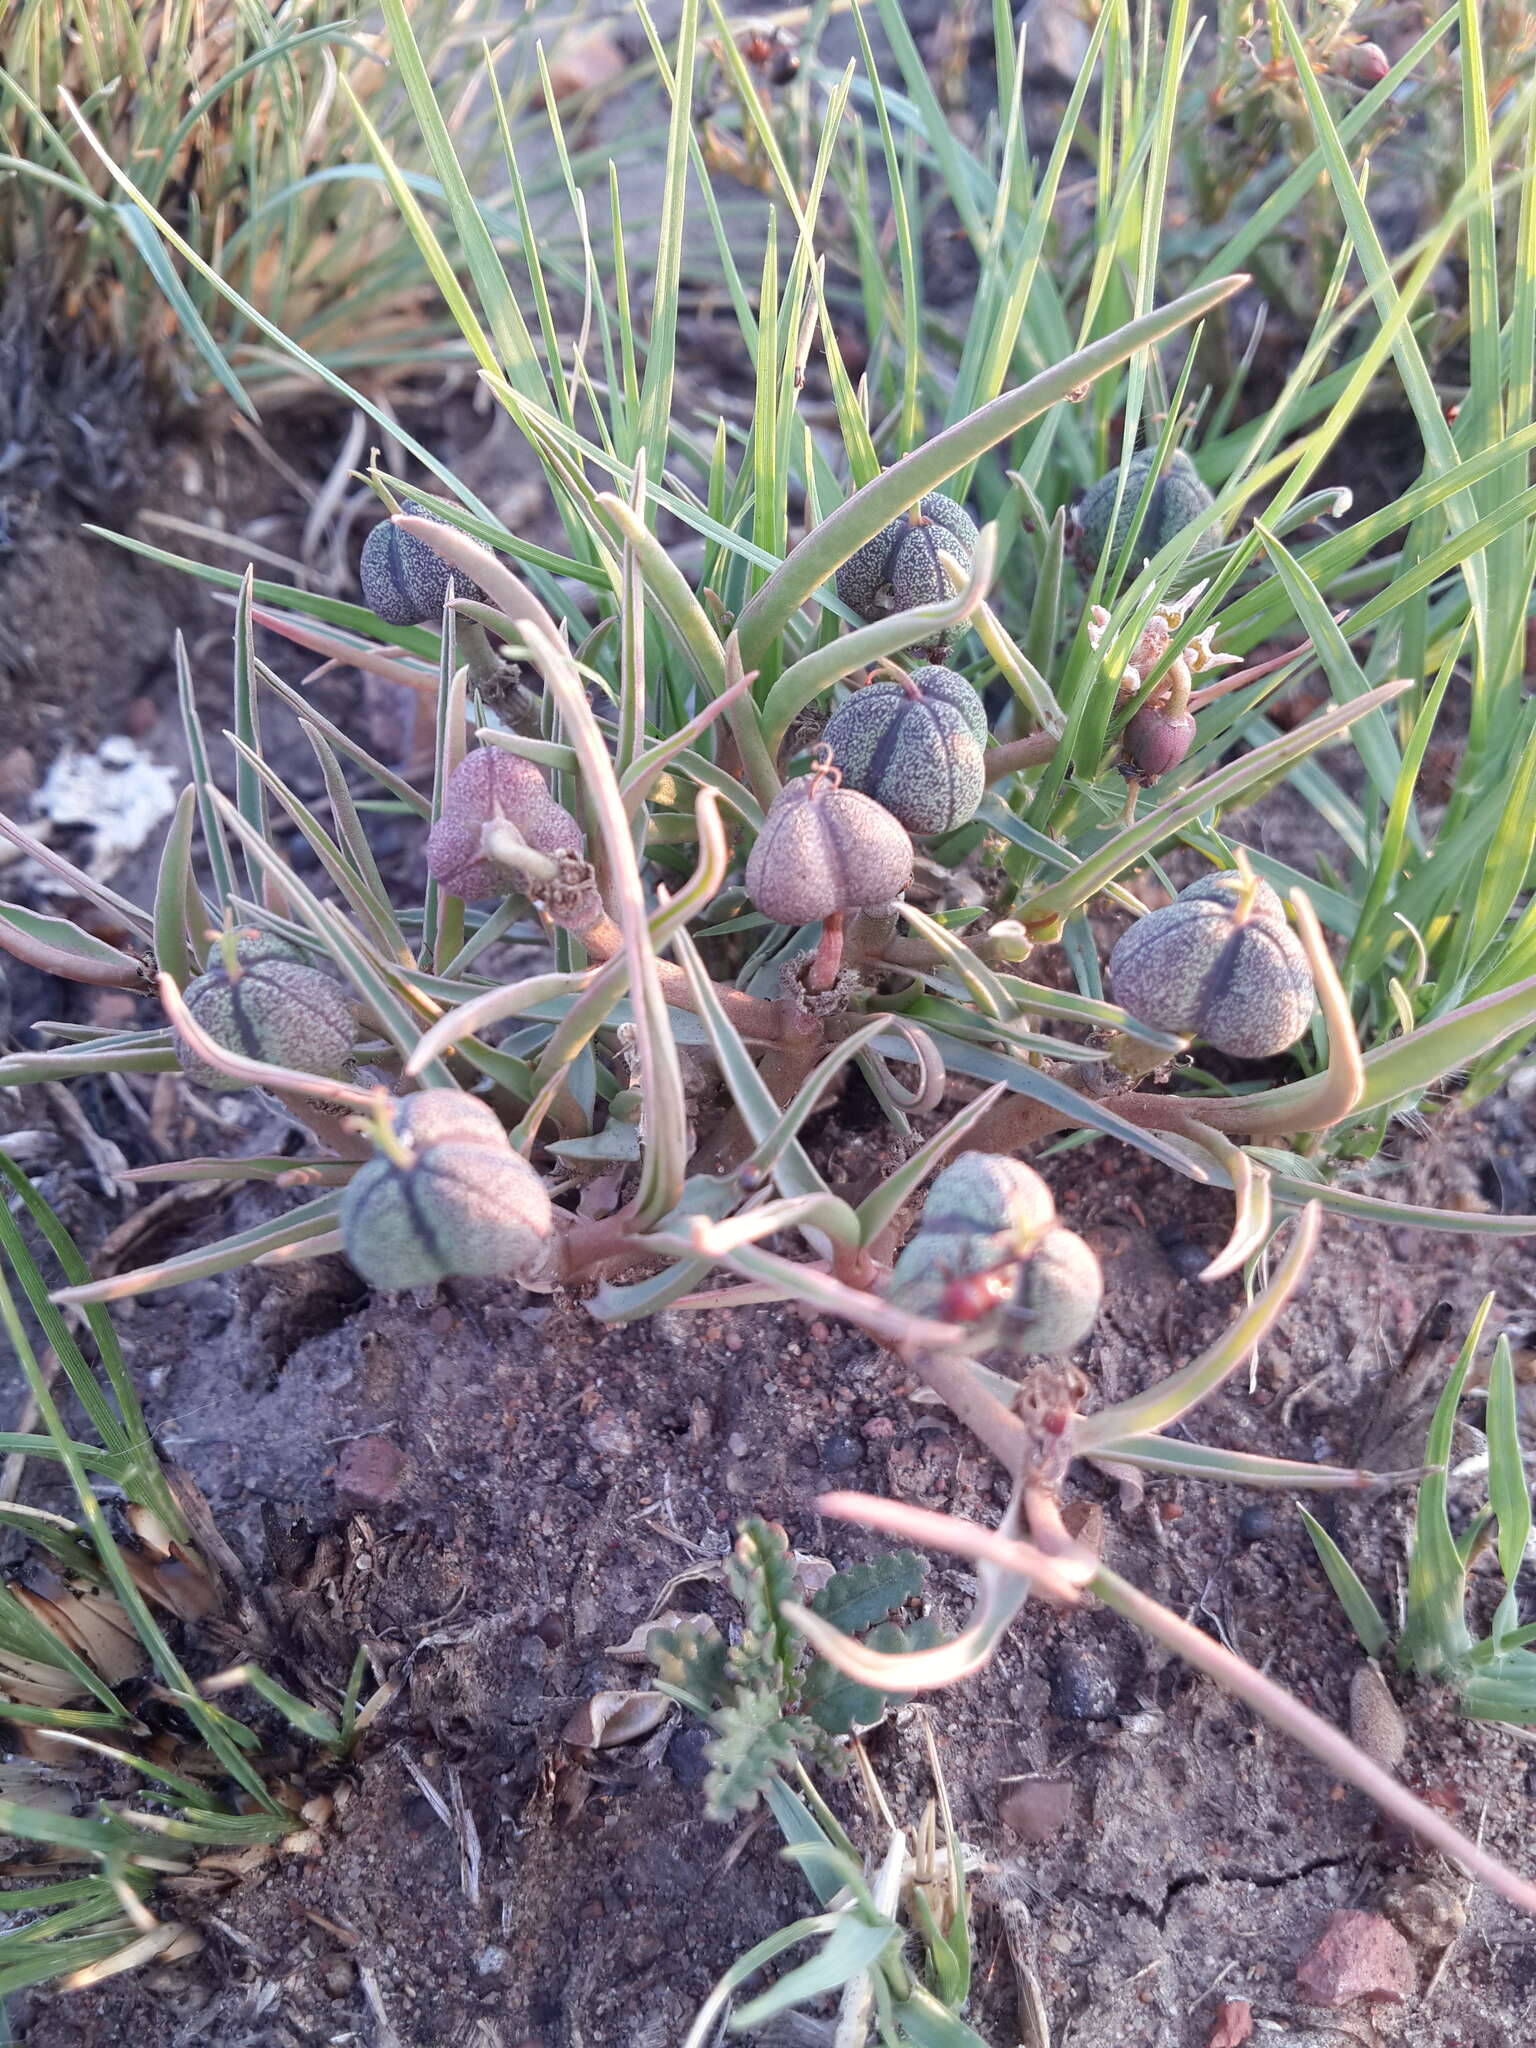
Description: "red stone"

(1295, 1910), (1415, 2007)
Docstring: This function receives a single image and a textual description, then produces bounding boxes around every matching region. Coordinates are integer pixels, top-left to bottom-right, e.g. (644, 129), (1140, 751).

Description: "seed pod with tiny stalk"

(820, 665), (986, 835)
(886, 1153), (1103, 1359)
(171, 929), (356, 1092)
(746, 748), (913, 990)
(359, 497), (487, 627)
(427, 747), (603, 932)
(1069, 448), (1216, 575)
(340, 1089), (555, 1291)
(1119, 655), (1197, 798)
(1108, 860), (1315, 1059)
(835, 492), (980, 661)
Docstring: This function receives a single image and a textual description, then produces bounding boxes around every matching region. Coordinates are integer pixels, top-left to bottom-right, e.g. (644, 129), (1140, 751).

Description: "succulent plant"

(1070, 449), (1216, 573)
(427, 748), (602, 930)
(834, 492), (979, 660)
(340, 1089), (555, 1290)
(745, 762), (913, 927)
(359, 497), (488, 627)
(820, 667), (986, 835)
(172, 932), (356, 1091)
(1108, 870), (1315, 1058)
(887, 1153), (1102, 1357)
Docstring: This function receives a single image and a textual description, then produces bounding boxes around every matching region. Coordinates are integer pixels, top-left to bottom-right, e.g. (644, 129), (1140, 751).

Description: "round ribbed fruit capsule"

(426, 748), (587, 903)
(1071, 449), (1216, 573)
(1007, 1225), (1103, 1356)
(820, 670), (985, 835)
(745, 772), (913, 926)
(359, 498), (487, 627)
(1108, 871), (1315, 1058)
(340, 1090), (554, 1290)
(886, 1154), (1057, 1315)
(886, 1154), (1101, 1357)
(173, 936), (355, 1092)
(1120, 700), (1197, 786)
(834, 492), (979, 661)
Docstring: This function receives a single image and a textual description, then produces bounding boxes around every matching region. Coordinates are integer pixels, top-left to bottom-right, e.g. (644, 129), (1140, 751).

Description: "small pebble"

(1047, 1642), (1118, 1720)
(476, 1946), (508, 1977)
(335, 1434), (405, 1508)
(1379, 1874), (1466, 1948)
(1237, 1504), (1279, 1546)
(1294, 1909), (1415, 2007)
(666, 1723), (710, 1790)
(999, 1777), (1073, 1843)
(821, 1430), (863, 1472)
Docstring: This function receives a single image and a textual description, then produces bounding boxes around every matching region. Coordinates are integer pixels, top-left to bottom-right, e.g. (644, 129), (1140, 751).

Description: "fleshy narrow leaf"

(1486, 1338), (1531, 1592)
(1299, 1508), (1391, 1658)
(1400, 1297), (1493, 1676)
(0, 903), (147, 991)
(49, 1197), (345, 1308)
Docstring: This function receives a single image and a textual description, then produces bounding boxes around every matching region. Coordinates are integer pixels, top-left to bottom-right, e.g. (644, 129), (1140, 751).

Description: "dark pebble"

(666, 1723), (711, 1790)
(1047, 1642), (1118, 1720)
(821, 1429), (863, 1472)
(1158, 1232), (1209, 1281)
(1237, 1504), (1280, 1546)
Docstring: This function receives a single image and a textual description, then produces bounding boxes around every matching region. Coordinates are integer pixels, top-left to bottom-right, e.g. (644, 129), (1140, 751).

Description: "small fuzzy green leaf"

(703, 1689), (800, 1818)
(810, 1551), (927, 1637)
(647, 1619), (731, 1715)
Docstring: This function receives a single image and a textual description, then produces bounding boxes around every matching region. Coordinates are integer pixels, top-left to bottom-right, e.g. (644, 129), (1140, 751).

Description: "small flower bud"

(820, 666), (986, 834)
(1334, 39), (1390, 86)
(834, 492), (979, 660)
(745, 766), (912, 926)
(359, 499), (487, 627)
(427, 749), (602, 930)
(1120, 699), (1197, 786)
(1108, 870), (1315, 1059)
(1070, 449), (1216, 573)
(341, 1090), (554, 1290)
(173, 935), (355, 1092)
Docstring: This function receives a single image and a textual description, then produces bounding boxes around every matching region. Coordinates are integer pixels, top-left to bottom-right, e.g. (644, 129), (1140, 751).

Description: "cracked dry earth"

(6, 1064), (1536, 2048)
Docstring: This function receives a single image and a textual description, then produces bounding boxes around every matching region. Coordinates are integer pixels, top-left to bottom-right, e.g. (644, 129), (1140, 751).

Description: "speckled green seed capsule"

(340, 1090), (554, 1290)
(1108, 871), (1315, 1059)
(1009, 1226), (1103, 1356)
(820, 670), (985, 835)
(745, 773), (913, 926)
(1071, 449), (1215, 572)
(173, 937), (355, 1092)
(886, 1154), (1055, 1313)
(359, 498), (487, 627)
(887, 1154), (1101, 1356)
(834, 492), (979, 661)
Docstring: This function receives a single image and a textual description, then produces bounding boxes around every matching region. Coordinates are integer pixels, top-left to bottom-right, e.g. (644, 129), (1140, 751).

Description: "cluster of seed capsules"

(167, 458), (1319, 1326)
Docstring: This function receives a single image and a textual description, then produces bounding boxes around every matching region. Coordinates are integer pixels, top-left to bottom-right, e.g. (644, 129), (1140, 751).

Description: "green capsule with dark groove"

(834, 492), (979, 661)
(820, 668), (985, 835)
(1108, 871), (1314, 1059)
(1071, 449), (1215, 573)
(359, 498), (487, 627)
(340, 1090), (554, 1290)
(173, 935), (355, 1092)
